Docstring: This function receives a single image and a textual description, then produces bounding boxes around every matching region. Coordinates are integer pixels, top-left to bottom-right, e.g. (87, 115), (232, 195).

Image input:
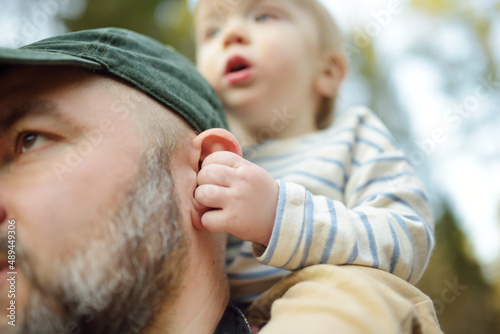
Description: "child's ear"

(192, 128), (243, 166)
(315, 51), (347, 97)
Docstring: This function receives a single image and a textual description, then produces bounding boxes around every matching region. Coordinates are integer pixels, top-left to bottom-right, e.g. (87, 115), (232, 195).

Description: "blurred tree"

(407, 0), (498, 112)
(417, 206), (500, 334)
(411, 0), (454, 13)
(495, 273), (500, 314)
(64, 0), (195, 59)
(498, 201), (500, 224)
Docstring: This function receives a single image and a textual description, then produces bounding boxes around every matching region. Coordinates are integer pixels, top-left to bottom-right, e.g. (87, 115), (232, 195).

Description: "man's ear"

(192, 128), (242, 165)
(315, 51), (347, 97)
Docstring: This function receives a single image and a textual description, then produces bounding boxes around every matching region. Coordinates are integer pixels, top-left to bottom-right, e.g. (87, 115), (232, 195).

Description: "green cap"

(0, 27), (227, 132)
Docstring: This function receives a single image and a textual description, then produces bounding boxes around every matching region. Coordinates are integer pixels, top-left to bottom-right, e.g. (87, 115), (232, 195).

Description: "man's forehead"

(0, 66), (136, 133)
(0, 65), (96, 94)
(0, 99), (60, 133)
(0, 65), (139, 105)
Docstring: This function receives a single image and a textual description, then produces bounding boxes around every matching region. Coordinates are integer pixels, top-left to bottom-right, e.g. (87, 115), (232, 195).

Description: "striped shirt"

(227, 106), (435, 306)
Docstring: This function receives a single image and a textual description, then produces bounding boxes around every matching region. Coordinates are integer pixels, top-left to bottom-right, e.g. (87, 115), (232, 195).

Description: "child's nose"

(223, 22), (249, 48)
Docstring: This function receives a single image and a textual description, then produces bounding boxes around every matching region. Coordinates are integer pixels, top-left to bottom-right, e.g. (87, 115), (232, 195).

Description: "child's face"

(195, 0), (325, 130)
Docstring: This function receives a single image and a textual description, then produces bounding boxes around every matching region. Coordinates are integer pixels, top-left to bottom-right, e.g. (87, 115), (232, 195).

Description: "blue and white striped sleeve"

(253, 108), (434, 284)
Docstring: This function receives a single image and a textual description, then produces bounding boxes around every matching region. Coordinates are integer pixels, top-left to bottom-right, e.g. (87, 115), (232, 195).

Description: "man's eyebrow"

(0, 99), (73, 134)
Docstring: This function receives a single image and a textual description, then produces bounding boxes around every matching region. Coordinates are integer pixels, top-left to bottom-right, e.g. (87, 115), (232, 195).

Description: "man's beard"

(10, 147), (189, 334)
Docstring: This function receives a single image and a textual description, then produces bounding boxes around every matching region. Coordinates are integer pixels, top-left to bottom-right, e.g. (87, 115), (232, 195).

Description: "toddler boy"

(193, 0), (436, 331)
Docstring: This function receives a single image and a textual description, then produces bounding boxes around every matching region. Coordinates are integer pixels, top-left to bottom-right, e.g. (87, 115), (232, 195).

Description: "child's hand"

(195, 151), (279, 246)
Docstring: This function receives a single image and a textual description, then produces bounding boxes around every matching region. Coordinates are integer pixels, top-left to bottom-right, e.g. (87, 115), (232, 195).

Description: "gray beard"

(15, 147), (188, 334)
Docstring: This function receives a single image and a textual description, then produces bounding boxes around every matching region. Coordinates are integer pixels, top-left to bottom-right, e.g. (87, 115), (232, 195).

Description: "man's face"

(0, 66), (188, 333)
(195, 0), (323, 129)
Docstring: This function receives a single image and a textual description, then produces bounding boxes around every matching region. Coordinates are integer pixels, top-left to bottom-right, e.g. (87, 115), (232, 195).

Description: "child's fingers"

(194, 184), (230, 208)
(201, 151), (243, 169)
(197, 164), (233, 187)
(200, 209), (233, 233)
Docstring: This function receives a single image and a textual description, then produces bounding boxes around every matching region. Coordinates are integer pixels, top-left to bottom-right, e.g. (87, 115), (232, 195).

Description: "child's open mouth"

(225, 55), (254, 85)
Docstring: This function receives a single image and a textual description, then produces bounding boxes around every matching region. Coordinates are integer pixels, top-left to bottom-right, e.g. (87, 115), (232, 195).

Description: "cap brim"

(0, 47), (103, 70)
(0, 27), (229, 132)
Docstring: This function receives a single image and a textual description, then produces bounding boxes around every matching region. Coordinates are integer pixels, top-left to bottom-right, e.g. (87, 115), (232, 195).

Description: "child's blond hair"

(297, 0), (346, 129)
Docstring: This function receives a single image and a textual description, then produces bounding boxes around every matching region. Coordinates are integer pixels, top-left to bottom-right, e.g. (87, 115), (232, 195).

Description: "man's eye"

(15, 132), (49, 156)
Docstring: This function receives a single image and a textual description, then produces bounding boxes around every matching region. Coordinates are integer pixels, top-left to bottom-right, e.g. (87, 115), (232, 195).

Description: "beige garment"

(245, 265), (442, 334)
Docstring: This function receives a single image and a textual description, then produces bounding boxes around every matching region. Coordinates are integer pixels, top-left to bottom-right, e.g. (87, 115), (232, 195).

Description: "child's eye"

(255, 13), (276, 22)
(206, 27), (220, 39)
(14, 132), (50, 157)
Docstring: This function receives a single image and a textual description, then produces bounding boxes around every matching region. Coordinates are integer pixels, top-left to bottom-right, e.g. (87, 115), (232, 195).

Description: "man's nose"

(223, 21), (249, 48)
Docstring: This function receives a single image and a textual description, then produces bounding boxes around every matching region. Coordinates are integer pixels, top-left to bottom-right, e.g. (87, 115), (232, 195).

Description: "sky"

(2, 0), (499, 279)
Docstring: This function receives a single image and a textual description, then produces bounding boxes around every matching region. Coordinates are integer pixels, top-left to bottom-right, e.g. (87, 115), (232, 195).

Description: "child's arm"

(249, 108), (434, 284)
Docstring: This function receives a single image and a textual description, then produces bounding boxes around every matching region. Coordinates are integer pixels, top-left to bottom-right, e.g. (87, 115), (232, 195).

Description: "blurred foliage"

(410, 0), (498, 79)
(65, 0), (195, 59)
(61, 1), (500, 333)
(417, 207), (500, 333)
(498, 202), (500, 224)
(411, 0), (455, 13)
